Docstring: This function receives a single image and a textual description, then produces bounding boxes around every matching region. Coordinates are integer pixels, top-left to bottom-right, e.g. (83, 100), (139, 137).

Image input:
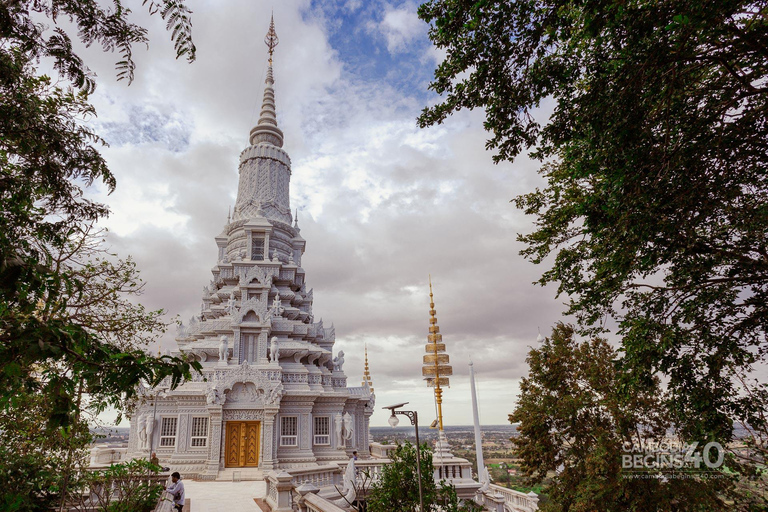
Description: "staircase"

(215, 467), (265, 481)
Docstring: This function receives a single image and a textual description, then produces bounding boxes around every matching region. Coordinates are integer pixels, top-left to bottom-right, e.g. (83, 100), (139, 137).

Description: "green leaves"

(0, 1), (198, 507)
(367, 441), (479, 512)
(421, 1), (768, 506)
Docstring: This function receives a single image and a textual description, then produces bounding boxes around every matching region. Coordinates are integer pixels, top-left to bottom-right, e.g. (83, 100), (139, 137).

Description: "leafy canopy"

(0, 0), (201, 432)
(418, 0), (768, 456)
(367, 441), (481, 512)
(511, 323), (727, 511)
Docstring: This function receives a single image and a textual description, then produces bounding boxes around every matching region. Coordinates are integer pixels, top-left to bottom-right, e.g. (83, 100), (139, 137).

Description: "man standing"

(166, 471), (185, 512)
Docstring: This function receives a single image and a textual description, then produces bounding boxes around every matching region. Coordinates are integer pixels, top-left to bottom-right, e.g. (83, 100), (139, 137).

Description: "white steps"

(215, 468), (264, 481)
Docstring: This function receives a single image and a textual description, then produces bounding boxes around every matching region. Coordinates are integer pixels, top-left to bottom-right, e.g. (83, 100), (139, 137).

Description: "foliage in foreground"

(366, 441), (482, 512)
(511, 323), (729, 511)
(419, 1), (768, 509)
(0, 0), (201, 510)
(69, 459), (165, 512)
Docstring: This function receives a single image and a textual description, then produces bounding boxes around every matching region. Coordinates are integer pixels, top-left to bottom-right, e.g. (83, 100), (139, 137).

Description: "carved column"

(362, 403), (373, 457)
(262, 407), (278, 470)
(176, 413), (189, 453)
(258, 331), (269, 364)
(204, 406), (223, 479)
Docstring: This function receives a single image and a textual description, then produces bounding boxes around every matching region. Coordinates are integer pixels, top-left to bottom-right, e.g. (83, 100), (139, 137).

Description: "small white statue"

(176, 321), (186, 338)
(334, 412), (344, 448)
(144, 415), (155, 450)
(267, 383), (283, 405)
(270, 292), (284, 317)
(343, 412), (354, 443)
(335, 453), (357, 506)
(333, 350), (345, 372)
(270, 336), (280, 363)
(218, 335), (229, 364)
(239, 249), (246, 261)
(288, 251), (294, 264)
(137, 414), (147, 450)
(272, 249), (280, 262)
(206, 387), (223, 405)
(226, 291), (237, 316)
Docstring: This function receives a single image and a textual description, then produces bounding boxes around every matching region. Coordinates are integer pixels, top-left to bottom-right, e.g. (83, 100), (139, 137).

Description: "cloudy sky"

(77, 0), (567, 426)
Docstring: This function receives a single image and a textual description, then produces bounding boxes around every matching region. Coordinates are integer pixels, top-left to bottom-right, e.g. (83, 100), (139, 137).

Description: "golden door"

(225, 421), (260, 467)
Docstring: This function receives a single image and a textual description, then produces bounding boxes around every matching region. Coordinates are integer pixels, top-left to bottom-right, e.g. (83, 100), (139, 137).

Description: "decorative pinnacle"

(423, 275), (452, 431)
(265, 13), (279, 65)
(249, 15), (284, 147)
(362, 343), (374, 393)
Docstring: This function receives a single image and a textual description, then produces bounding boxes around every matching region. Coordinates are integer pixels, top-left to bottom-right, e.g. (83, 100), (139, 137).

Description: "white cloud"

(75, 0), (566, 427)
(376, 3), (425, 54)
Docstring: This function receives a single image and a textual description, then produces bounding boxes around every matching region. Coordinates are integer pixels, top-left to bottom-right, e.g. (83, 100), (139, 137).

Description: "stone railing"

(88, 443), (128, 467)
(481, 484), (539, 512)
(153, 476), (174, 512)
(368, 442), (396, 459)
(302, 491), (347, 512)
(288, 464), (343, 489)
(354, 458), (388, 483)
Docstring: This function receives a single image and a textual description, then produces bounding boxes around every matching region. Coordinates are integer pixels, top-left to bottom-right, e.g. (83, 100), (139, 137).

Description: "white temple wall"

(276, 396), (318, 467)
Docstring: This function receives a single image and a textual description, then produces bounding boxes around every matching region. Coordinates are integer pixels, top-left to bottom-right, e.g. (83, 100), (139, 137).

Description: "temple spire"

(362, 343), (374, 393)
(249, 14), (284, 148)
(423, 275), (452, 432)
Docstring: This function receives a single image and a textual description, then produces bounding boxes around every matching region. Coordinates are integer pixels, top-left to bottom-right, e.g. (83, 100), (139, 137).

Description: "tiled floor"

(181, 480), (267, 512)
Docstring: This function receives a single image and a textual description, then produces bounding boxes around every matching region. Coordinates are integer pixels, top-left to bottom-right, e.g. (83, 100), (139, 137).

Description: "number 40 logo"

(684, 442), (724, 469)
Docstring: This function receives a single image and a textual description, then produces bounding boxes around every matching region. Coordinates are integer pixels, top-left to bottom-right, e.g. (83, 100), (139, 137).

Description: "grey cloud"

(79, 2), (567, 425)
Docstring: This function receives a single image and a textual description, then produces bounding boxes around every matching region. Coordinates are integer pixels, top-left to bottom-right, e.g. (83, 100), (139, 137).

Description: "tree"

(366, 441), (481, 512)
(418, 0), (768, 505)
(0, 0), (200, 425)
(0, 1), (201, 509)
(511, 323), (730, 511)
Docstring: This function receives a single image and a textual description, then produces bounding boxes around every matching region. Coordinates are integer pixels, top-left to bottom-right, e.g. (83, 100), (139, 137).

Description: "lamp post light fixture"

(383, 402), (424, 512)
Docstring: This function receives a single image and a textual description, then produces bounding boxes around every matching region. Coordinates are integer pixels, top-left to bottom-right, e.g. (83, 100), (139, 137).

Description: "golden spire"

(264, 13), (279, 65)
(422, 275), (452, 431)
(362, 343), (374, 393)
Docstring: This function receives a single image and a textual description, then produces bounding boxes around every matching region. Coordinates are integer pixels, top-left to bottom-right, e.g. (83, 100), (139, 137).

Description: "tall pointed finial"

(362, 343), (374, 393)
(265, 13), (279, 65)
(294, 208), (299, 228)
(250, 15), (284, 147)
(423, 275), (452, 431)
(227, 205), (231, 224)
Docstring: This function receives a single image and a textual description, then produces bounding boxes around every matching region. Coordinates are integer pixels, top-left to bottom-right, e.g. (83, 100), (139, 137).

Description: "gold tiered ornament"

(423, 276), (452, 431)
(362, 343), (374, 393)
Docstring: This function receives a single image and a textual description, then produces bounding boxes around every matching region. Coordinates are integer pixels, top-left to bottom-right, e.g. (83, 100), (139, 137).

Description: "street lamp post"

(384, 403), (424, 512)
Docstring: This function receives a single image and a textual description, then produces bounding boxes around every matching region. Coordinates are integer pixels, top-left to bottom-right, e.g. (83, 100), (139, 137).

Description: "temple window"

(160, 417), (177, 447)
(280, 416), (298, 446)
(313, 416), (330, 445)
(190, 417), (208, 447)
(251, 236), (265, 260)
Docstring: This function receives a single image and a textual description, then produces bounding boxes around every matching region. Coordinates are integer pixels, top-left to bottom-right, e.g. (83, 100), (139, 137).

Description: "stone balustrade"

(287, 464), (343, 489)
(88, 443), (128, 467)
(263, 456), (540, 512)
(302, 492), (347, 512)
(480, 484), (539, 512)
(368, 442), (396, 459)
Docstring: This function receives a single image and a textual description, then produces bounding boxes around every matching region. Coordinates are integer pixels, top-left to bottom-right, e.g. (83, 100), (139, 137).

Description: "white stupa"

(125, 17), (374, 480)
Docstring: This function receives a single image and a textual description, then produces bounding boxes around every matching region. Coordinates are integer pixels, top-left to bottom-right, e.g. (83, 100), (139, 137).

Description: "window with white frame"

(190, 417), (208, 447)
(251, 236), (265, 260)
(314, 416), (330, 445)
(160, 417), (177, 447)
(280, 416), (298, 446)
